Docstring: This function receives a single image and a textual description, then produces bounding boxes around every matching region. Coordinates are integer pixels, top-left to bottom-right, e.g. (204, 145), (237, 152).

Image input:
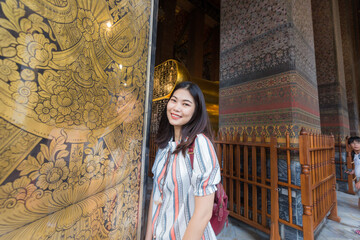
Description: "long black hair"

(156, 81), (213, 155)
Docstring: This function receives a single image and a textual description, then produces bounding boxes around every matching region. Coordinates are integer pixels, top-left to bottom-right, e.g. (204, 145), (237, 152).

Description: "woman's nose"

(173, 103), (181, 111)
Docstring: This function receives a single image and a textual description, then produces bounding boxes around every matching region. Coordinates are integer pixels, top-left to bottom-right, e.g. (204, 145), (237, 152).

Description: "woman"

(145, 81), (221, 240)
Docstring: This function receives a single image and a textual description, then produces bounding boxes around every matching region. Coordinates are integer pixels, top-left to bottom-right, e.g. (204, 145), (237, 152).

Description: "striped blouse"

(151, 134), (221, 240)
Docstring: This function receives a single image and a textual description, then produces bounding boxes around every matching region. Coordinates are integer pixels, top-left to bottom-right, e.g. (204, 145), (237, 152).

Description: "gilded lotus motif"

(9, 80), (38, 104)
(83, 102), (103, 129)
(0, 59), (20, 82)
(37, 159), (70, 190)
(68, 166), (81, 185)
(65, 112), (82, 126)
(81, 154), (101, 179)
(35, 100), (58, 123)
(16, 32), (56, 69)
(77, 8), (100, 42)
(0, 176), (36, 207)
(51, 86), (79, 116)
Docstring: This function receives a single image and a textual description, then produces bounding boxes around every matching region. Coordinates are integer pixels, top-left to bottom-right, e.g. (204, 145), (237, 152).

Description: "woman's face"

(167, 88), (196, 129)
(350, 141), (360, 152)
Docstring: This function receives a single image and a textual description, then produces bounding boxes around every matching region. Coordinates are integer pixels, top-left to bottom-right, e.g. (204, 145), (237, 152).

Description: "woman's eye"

(183, 103), (190, 107)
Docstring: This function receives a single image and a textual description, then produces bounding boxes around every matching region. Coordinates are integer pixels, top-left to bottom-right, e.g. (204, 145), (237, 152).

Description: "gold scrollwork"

(0, 0), (150, 142)
(0, 0), (152, 238)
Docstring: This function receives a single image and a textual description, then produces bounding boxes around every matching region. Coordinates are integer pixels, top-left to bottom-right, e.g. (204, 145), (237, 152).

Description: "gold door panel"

(0, 0), (154, 239)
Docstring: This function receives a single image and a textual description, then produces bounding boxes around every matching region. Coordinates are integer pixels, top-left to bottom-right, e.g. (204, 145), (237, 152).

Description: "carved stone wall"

(338, 0), (360, 136)
(0, 0), (154, 239)
(312, 0), (350, 139)
(219, 0), (320, 143)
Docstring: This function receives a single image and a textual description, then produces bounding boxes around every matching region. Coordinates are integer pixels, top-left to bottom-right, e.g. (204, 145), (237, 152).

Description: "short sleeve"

(191, 134), (221, 196)
(152, 148), (165, 179)
(354, 155), (360, 177)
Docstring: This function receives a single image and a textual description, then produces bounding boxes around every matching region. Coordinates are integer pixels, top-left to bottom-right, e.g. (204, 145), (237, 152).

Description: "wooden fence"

(334, 137), (355, 194)
(214, 132), (280, 239)
(345, 139), (358, 194)
(299, 129), (340, 239)
(147, 129), (340, 239)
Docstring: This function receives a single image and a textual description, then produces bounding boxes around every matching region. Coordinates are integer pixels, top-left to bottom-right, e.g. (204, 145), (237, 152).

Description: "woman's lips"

(171, 113), (181, 120)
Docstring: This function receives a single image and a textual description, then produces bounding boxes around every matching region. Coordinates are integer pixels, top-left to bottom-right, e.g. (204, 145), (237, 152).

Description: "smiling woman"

(166, 88), (196, 141)
(145, 81), (221, 240)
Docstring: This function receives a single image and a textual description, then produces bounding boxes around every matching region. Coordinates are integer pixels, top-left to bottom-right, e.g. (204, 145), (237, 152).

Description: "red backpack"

(188, 144), (229, 235)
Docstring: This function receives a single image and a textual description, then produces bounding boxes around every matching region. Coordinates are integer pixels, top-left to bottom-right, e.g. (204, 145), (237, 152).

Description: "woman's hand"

(345, 169), (355, 175)
(182, 193), (215, 240)
(356, 181), (360, 190)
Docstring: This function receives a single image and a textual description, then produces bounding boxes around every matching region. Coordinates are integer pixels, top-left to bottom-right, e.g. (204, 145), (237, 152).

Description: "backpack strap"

(188, 139), (196, 169)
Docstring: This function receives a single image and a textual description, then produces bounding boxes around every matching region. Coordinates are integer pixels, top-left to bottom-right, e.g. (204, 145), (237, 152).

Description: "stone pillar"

(187, 9), (204, 78)
(338, 0), (360, 136)
(155, 0), (177, 65)
(220, 0), (320, 141)
(210, 26), (220, 82)
(311, 0), (350, 139)
(354, 0), (360, 129)
(335, 0), (360, 192)
(220, 1), (320, 239)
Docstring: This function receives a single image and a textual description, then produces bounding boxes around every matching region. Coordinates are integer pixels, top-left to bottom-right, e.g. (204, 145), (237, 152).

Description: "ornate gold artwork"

(0, 0), (153, 239)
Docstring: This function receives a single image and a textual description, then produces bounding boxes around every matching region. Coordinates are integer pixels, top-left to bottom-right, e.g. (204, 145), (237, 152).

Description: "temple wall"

(219, 0), (320, 144)
(338, 0), (360, 137)
(312, 0), (350, 139)
(0, 0), (156, 239)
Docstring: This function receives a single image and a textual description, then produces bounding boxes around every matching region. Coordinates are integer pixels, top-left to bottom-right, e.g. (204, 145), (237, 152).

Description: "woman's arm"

(182, 193), (215, 240)
(145, 189), (154, 240)
(356, 181), (360, 190)
(345, 169), (355, 175)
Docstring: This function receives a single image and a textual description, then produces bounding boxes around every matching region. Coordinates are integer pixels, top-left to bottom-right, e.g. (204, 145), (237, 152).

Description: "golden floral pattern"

(50, 86), (79, 116)
(1, 0), (150, 139)
(35, 100), (58, 123)
(83, 102), (103, 129)
(37, 159), (70, 190)
(0, 59), (20, 82)
(16, 32), (56, 69)
(68, 165), (81, 185)
(0, 0), (152, 238)
(9, 80), (38, 104)
(77, 9), (100, 42)
(0, 176), (36, 207)
(81, 154), (101, 179)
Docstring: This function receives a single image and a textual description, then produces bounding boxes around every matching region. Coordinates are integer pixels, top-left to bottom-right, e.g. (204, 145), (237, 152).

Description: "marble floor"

(315, 191), (360, 240)
(217, 191), (360, 240)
